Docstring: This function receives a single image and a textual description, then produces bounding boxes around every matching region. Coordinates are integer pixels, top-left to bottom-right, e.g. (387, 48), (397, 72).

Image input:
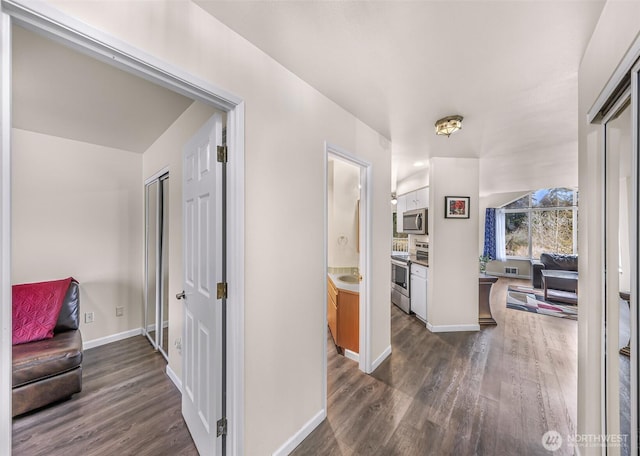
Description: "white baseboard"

(83, 328), (142, 350)
(344, 349), (359, 362)
(426, 322), (480, 333)
(166, 364), (182, 393)
(370, 345), (392, 372)
(272, 409), (326, 456)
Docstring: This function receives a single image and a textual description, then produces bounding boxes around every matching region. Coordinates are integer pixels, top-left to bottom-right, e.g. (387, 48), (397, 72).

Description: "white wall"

(142, 101), (219, 380)
(38, 1), (392, 453)
(427, 157), (479, 330)
(328, 158), (360, 269)
(11, 128), (143, 343)
(396, 169), (429, 196)
(578, 1), (640, 453)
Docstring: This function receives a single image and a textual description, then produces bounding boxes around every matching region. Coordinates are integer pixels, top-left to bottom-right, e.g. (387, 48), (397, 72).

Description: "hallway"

(293, 278), (577, 455)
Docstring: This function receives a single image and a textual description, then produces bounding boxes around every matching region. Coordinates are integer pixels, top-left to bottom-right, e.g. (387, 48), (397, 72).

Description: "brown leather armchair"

(12, 280), (82, 416)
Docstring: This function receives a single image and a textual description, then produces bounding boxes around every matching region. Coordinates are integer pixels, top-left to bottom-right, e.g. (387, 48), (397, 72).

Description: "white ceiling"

(195, 0), (605, 194)
(11, 3), (605, 194)
(12, 25), (194, 153)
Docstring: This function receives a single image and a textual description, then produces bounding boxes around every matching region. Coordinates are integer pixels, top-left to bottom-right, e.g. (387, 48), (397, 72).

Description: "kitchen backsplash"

(328, 266), (359, 275)
(408, 234), (429, 254)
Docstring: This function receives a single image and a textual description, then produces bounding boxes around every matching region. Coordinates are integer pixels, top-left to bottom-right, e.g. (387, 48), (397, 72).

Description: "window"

(503, 188), (577, 259)
(392, 212), (408, 252)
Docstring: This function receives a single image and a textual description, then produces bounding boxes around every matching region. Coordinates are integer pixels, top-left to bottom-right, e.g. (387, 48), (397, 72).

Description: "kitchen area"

(391, 187), (429, 325)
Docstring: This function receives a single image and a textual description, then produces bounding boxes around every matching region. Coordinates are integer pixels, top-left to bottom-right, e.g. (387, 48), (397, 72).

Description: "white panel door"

(182, 114), (223, 456)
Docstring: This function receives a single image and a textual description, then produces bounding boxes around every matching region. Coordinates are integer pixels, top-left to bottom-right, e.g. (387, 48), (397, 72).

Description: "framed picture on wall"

(444, 196), (470, 219)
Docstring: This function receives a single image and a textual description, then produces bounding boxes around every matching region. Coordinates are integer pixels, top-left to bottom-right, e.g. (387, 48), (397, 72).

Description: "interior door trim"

(0, 2), (246, 454)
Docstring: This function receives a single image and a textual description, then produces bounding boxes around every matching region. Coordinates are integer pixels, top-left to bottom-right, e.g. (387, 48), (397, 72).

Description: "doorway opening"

(1, 5), (245, 455)
(323, 142), (372, 416)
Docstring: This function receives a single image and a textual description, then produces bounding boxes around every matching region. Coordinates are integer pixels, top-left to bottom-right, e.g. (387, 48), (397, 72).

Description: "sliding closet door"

(145, 173), (170, 360)
(604, 98), (632, 456)
(145, 180), (159, 349)
(601, 60), (640, 456)
(160, 177), (170, 357)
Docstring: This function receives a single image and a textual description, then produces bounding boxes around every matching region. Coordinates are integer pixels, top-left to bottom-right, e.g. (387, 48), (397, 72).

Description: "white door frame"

(587, 34), (640, 456)
(0, 2), (246, 454)
(323, 141), (373, 412)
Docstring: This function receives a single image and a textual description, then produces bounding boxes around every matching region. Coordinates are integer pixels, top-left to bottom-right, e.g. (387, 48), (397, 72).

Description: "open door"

(181, 113), (225, 455)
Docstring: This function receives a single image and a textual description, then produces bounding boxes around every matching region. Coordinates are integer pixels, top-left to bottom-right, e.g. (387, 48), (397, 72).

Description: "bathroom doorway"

(323, 141), (373, 419)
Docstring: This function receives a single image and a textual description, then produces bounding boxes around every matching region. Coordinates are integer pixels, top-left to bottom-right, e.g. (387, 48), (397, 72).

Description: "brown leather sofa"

(531, 253), (578, 289)
(12, 280), (83, 416)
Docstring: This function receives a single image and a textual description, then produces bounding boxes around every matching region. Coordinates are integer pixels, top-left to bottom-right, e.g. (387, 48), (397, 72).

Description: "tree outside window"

(503, 188), (577, 259)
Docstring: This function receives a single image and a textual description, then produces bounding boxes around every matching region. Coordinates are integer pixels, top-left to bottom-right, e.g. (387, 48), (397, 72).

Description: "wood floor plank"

(12, 336), (198, 456)
(293, 278), (578, 456)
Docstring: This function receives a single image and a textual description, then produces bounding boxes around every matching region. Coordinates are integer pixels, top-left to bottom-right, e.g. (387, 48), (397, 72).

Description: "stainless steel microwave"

(402, 209), (427, 234)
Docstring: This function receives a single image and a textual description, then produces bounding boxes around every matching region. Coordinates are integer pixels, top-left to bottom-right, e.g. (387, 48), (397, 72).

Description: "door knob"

(176, 291), (186, 300)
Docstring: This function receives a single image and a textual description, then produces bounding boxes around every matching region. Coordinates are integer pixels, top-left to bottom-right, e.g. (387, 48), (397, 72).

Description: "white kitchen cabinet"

(402, 187), (429, 211)
(395, 194), (407, 232)
(410, 263), (427, 322)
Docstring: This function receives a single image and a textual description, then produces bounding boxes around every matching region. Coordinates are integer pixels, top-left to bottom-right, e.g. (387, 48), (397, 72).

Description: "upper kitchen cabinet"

(395, 194), (406, 232)
(400, 187), (429, 211)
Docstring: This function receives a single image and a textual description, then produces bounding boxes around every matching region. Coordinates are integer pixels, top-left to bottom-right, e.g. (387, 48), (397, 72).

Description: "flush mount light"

(435, 115), (463, 137)
(413, 161), (425, 167)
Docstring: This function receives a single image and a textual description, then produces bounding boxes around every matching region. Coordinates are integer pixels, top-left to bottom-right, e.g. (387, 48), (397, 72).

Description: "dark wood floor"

(12, 336), (198, 456)
(13, 278), (579, 456)
(292, 278), (578, 456)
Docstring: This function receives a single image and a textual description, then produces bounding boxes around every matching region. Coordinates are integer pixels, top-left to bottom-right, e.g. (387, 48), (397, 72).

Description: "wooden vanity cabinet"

(327, 278), (338, 343)
(327, 277), (359, 353)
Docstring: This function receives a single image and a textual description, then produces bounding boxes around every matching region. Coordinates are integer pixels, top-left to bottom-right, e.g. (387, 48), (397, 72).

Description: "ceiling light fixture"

(413, 161), (425, 167)
(435, 115), (463, 137)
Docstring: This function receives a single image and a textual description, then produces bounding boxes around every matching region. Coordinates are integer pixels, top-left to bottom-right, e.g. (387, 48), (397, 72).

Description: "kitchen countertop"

(328, 273), (360, 293)
(409, 255), (429, 267)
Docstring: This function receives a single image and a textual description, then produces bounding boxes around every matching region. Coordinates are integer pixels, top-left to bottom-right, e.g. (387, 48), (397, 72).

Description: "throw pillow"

(12, 277), (74, 345)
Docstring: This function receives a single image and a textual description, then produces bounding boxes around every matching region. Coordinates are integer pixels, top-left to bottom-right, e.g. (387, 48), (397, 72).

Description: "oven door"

(391, 260), (409, 296)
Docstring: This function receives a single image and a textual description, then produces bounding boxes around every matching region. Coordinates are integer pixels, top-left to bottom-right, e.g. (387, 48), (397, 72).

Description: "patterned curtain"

(483, 208), (496, 260)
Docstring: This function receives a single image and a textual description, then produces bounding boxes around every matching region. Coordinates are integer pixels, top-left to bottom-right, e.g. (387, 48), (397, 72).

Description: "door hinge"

(216, 145), (228, 163)
(216, 282), (228, 300)
(216, 417), (227, 437)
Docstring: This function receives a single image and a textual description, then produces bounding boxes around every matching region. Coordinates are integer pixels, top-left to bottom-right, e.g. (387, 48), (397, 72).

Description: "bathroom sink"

(338, 275), (359, 284)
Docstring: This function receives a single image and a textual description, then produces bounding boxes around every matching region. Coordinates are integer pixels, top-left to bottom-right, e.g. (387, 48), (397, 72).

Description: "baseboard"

(272, 409), (326, 456)
(83, 328), (142, 350)
(426, 322), (480, 333)
(166, 364), (182, 394)
(370, 345), (392, 372)
(344, 349), (359, 362)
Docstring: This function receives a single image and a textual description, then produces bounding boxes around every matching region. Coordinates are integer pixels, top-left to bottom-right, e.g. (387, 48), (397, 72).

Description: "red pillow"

(12, 277), (74, 345)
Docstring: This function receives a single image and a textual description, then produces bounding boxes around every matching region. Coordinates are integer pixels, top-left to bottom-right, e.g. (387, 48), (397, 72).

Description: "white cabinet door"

(410, 264), (427, 321)
(405, 191), (417, 210)
(415, 187), (429, 209)
(396, 194), (407, 232)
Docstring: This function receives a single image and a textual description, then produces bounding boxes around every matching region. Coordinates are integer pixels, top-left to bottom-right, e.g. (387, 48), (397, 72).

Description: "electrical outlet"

(115, 306), (124, 317)
(84, 312), (94, 324)
(174, 337), (182, 352)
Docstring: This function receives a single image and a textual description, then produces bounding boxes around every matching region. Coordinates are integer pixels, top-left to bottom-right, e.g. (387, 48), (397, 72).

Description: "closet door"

(145, 173), (170, 360)
(145, 180), (159, 349)
(159, 176), (170, 358)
